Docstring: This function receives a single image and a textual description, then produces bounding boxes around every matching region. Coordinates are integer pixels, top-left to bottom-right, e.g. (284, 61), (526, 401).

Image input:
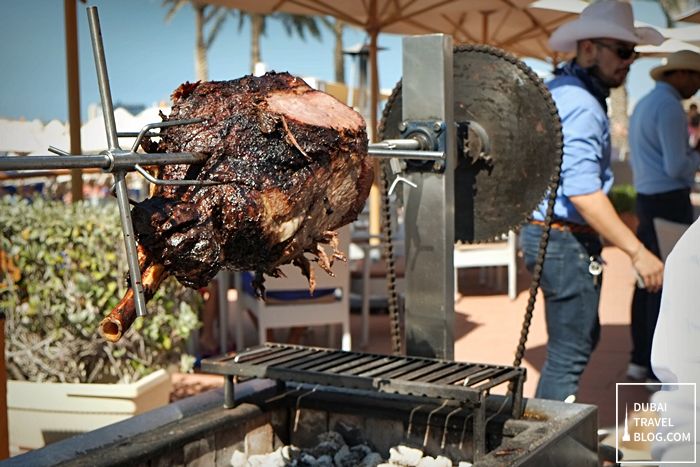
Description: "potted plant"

(609, 184), (639, 233)
(0, 196), (203, 455)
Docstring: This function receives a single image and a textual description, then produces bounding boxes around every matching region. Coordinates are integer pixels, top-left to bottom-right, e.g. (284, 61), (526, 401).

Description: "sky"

(0, 0), (403, 123)
(0, 0), (679, 124)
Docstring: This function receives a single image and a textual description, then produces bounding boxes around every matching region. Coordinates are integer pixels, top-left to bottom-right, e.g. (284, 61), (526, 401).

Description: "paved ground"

(175, 245), (657, 461)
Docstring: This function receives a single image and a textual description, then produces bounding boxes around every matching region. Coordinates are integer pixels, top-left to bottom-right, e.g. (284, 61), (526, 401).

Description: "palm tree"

(238, 12), (323, 75)
(160, 0), (230, 82)
(320, 18), (346, 84)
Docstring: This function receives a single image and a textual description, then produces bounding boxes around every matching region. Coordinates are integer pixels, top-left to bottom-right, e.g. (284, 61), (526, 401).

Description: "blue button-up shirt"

(532, 75), (614, 224)
(629, 81), (700, 195)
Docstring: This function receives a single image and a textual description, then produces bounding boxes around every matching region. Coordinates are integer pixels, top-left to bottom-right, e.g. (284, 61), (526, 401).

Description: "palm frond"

(162, 0), (188, 24)
(276, 13), (323, 42)
(205, 12), (228, 49)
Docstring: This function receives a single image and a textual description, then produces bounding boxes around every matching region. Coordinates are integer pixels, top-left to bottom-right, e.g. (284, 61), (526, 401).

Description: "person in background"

(519, 0), (665, 402)
(650, 216), (700, 463)
(627, 50), (700, 387)
(687, 103), (700, 147)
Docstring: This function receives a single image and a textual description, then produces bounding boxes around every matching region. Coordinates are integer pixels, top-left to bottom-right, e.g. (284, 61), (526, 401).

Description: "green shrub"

(608, 184), (637, 215)
(0, 196), (202, 384)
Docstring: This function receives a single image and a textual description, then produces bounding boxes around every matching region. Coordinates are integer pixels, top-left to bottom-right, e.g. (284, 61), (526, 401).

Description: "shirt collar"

(655, 81), (683, 101)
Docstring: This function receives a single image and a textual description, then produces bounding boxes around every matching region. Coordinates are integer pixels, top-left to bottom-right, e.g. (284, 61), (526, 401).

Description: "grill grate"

(202, 344), (526, 460)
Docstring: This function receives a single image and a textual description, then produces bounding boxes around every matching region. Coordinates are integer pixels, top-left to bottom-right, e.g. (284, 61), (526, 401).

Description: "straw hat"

(549, 1), (664, 53)
(650, 50), (700, 81)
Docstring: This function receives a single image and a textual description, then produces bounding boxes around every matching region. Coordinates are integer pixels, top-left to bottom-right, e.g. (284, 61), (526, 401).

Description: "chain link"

(512, 169), (561, 368)
(378, 160), (403, 355)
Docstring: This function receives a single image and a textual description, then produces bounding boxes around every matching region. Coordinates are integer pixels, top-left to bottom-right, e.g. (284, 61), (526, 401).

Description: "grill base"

(5, 378), (599, 467)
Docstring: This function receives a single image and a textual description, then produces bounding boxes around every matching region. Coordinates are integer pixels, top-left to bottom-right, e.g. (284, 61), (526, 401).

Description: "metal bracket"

(400, 121), (447, 173)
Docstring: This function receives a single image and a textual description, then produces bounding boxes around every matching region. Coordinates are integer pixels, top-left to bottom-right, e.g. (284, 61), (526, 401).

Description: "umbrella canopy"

(638, 37), (700, 56)
(676, 6), (700, 24)
(635, 24), (700, 56)
(197, 0), (588, 139)
(659, 24), (700, 47)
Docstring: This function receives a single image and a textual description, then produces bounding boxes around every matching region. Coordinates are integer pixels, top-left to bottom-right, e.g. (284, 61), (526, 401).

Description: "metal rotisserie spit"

(0, 6), (602, 467)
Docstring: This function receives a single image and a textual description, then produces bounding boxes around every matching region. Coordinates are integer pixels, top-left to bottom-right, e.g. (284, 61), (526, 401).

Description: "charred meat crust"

(144, 72), (371, 290)
(102, 72), (371, 342)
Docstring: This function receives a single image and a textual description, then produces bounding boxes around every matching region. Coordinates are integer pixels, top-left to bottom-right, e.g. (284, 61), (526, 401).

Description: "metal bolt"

(433, 161), (444, 171)
(432, 121), (443, 132)
(398, 121), (407, 132)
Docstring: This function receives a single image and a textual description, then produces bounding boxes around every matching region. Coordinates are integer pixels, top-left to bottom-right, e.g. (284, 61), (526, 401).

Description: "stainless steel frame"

(401, 35), (456, 360)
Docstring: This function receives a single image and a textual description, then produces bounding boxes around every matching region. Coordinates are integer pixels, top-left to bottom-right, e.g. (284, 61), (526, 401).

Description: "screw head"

(398, 121), (407, 132)
(432, 122), (443, 132)
(433, 161), (444, 171)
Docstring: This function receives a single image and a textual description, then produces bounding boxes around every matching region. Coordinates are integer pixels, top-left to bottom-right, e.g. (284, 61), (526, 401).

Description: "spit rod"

(88, 6), (146, 318)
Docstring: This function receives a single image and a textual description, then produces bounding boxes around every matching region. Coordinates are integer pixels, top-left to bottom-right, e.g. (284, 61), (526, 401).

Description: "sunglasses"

(592, 40), (639, 60)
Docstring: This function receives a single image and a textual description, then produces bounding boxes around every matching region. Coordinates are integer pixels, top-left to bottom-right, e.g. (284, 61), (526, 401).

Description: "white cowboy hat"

(650, 50), (700, 81)
(549, 1), (665, 53)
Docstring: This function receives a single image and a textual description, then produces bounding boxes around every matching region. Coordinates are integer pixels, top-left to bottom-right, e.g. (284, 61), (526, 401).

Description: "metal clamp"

(457, 121), (491, 165)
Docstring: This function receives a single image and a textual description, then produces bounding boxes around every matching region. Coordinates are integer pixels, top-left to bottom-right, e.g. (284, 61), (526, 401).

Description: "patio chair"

(653, 218), (690, 261)
(453, 230), (518, 300)
(234, 225), (352, 351)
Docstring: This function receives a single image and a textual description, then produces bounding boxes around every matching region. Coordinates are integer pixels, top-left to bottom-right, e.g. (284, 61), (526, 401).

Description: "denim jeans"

(520, 223), (603, 401)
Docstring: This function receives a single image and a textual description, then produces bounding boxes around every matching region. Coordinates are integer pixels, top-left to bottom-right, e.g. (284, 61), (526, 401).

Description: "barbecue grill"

(0, 6), (605, 466)
(203, 343), (526, 460)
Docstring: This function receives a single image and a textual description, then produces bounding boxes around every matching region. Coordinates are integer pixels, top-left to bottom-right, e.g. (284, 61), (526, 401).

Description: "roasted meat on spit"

(99, 72), (372, 343)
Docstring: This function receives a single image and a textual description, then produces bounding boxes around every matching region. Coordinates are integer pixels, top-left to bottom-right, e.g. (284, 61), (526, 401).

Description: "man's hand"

(632, 246), (664, 293)
(570, 190), (664, 292)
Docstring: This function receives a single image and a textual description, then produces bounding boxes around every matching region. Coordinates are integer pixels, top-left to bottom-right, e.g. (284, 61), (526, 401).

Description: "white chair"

(235, 225), (352, 351)
(453, 230), (518, 300)
(653, 218), (690, 261)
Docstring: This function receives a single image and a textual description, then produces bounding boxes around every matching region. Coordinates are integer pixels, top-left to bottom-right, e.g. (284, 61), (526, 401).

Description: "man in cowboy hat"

(520, 0), (665, 402)
(627, 50), (700, 388)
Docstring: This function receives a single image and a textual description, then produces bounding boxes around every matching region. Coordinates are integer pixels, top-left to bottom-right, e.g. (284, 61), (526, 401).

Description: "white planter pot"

(7, 369), (172, 456)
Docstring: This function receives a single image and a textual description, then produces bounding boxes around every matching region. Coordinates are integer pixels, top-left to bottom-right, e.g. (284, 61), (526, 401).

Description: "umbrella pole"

(369, 26), (382, 243)
(65, 0), (83, 202)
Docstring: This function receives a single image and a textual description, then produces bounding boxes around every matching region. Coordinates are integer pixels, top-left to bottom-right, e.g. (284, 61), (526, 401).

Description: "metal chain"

(378, 160), (403, 355)
(512, 167), (561, 368)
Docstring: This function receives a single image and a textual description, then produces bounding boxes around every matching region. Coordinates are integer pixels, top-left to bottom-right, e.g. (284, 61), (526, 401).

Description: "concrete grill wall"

(1, 379), (599, 467)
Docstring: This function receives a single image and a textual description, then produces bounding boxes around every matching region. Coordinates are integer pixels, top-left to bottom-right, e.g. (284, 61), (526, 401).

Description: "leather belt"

(529, 219), (598, 235)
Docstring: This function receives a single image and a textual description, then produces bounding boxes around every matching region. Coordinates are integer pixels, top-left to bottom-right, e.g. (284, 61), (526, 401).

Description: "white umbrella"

(658, 24), (700, 47)
(0, 119), (58, 154)
(637, 37), (700, 56)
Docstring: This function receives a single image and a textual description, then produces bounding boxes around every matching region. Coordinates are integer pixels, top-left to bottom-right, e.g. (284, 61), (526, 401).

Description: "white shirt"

(651, 217), (700, 462)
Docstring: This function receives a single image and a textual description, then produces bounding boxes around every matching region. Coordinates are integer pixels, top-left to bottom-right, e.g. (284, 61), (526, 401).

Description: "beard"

(588, 64), (628, 89)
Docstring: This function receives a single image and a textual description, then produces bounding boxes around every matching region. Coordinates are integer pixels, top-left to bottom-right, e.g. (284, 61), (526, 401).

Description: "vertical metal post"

(224, 375), (235, 409)
(0, 313), (8, 460)
(361, 243), (371, 348)
(87, 7), (146, 318)
(217, 271), (229, 354)
(402, 35), (455, 360)
(473, 395), (486, 460)
(87, 7), (118, 152)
